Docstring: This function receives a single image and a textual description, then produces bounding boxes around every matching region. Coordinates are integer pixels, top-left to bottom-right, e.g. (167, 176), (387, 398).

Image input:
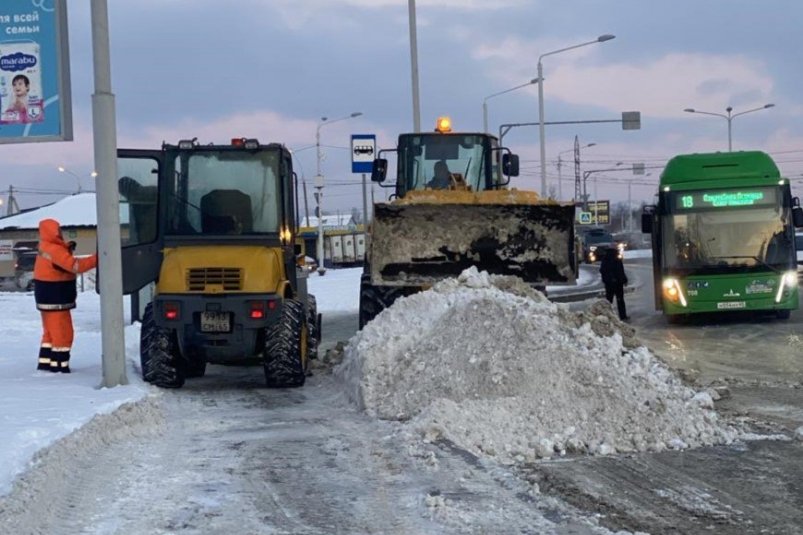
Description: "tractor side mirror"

(371, 158), (388, 183)
(502, 153), (519, 177)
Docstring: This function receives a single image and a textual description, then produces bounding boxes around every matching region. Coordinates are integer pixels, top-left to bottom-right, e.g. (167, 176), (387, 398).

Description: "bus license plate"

(717, 301), (746, 310)
(201, 311), (230, 332)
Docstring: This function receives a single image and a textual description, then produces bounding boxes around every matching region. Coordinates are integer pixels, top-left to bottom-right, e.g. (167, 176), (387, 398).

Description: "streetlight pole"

(315, 111), (362, 274)
(538, 34), (615, 197)
(482, 78), (539, 134)
(407, 0), (421, 132)
(683, 103), (774, 151)
(582, 162), (622, 216)
(58, 166), (91, 194)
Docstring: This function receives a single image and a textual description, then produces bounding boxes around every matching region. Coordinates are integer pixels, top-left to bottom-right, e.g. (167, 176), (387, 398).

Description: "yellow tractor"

(360, 117), (577, 327)
(118, 138), (319, 388)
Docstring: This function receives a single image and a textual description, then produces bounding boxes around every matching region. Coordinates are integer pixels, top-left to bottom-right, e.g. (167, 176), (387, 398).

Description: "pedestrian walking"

(599, 246), (629, 321)
(33, 219), (98, 373)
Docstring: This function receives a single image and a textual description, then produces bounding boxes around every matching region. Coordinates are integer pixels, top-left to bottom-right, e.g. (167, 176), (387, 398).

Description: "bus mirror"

(371, 159), (388, 183)
(793, 206), (803, 228)
(502, 153), (520, 177)
(641, 212), (653, 234)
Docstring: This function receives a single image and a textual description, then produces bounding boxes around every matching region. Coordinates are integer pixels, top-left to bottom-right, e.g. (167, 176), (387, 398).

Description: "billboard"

(0, 0), (71, 143)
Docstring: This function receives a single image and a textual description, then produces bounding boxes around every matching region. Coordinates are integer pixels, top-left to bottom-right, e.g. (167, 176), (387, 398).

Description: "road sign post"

(352, 134), (376, 225)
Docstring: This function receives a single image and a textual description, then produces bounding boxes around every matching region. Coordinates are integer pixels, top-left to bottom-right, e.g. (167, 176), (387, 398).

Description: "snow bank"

(336, 267), (738, 463)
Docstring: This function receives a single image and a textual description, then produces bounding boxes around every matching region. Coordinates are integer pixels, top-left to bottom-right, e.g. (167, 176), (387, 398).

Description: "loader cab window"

(398, 134), (491, 195)
(118, 157), (159, 247)
(167, 150), (282, 236)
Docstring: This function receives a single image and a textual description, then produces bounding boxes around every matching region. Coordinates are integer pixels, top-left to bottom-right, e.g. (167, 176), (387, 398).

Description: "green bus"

(642, 151), (803, 321)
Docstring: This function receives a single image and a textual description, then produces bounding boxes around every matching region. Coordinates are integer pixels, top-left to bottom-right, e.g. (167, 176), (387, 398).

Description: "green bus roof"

(660, 151), (780, 187)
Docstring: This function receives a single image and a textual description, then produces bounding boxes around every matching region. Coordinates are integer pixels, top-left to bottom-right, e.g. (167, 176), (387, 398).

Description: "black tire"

(359, 276), (414, 329)
(776, 309), (792, 320)
(263, 298), (307, 388)
(140, 303), (185, 388)
(666, 313), (685, 325)
(307, 294), (319, 360)
(185, 358), (207, 378)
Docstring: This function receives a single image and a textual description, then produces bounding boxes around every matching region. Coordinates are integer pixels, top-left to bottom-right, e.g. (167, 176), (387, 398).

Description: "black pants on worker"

(604, 283), (628, 320)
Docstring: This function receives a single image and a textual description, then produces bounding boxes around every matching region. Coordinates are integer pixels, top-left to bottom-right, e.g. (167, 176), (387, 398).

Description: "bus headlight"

(662, 278), (687, 307)
(775, 271), (798, 303)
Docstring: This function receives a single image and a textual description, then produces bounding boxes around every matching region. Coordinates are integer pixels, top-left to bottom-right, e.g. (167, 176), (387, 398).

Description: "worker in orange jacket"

(33, 219), (98, 373)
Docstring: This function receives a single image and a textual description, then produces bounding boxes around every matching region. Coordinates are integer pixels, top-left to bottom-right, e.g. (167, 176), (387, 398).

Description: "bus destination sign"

(675, 187), (777, 211)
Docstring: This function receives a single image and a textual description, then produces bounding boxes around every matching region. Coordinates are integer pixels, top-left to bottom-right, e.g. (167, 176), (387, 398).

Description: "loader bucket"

(369, 200), (577, 286)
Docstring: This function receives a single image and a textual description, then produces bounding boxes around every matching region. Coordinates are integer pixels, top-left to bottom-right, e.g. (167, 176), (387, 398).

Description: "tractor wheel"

(263, 298), (307, 388)
(307, 294), (320, 360)
(359, 276), (413, 329)
(140, 303), (185, 388)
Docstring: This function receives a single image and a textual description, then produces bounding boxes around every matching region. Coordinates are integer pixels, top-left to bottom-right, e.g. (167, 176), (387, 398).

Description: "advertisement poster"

(0, 0), (72, 143)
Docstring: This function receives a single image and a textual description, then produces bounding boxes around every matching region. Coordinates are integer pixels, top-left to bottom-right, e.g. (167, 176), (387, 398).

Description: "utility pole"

(303, 179), (310, 227)
(6, 186), (20, 216)
(407, 0), (421, 132)
(91, 0), (127, 387)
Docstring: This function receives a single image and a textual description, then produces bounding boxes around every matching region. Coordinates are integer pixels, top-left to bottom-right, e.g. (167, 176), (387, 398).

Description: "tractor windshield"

(396, 133), (495, 196)
(167, 150), (282, 236)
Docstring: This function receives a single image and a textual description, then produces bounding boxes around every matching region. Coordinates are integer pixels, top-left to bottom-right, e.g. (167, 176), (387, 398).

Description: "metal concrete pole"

(537, 35), (615, 197)
(91, 0), (127, 387)
(726, 108), (733, 152)
(408, 0), (421, 132)
(537, 60), (546, 197)
(361, 173), (369, 226)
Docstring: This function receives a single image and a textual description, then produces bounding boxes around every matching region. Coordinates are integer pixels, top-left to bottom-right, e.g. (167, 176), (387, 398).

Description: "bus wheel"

(666, 314), (684, 325)
(776, 309), (791, 320)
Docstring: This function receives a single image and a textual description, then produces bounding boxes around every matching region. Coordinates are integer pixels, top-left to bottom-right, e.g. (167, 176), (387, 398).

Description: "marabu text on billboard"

(0, 0), (71, 144)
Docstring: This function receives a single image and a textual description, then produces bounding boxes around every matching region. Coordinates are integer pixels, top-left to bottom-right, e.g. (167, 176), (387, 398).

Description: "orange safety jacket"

(33, 219), (98, 311)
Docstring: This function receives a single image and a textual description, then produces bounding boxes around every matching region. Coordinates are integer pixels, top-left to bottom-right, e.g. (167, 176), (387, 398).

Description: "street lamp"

(557, 139), (595, 201)
(683, 103), (774, 151)
(482, 77), (540, 133)
(582, 162), (622, 222)
(315, 111), (362, 275)
(58, 166), (97, 194)
(538, 34), (615, 196)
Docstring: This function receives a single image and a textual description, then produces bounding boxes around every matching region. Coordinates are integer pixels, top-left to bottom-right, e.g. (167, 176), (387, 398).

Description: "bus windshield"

(166, 150), (282, 236)
(398, 134), (492, 194)
(662, 187), (794, 274)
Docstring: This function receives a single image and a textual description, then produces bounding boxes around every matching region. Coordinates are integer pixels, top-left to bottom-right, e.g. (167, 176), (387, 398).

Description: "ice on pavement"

(337, 267), (738, 462)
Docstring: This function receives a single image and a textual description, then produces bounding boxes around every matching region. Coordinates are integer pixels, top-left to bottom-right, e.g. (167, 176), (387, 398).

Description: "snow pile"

(336, 267), (738, 463)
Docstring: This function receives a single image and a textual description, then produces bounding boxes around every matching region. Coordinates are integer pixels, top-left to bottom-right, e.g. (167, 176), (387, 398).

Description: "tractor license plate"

(201, 311), (230, 332)
(717, 301), (746, 310)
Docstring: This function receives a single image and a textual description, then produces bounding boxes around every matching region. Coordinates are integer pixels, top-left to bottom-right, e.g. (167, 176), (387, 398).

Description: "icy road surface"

(1, 368), (611, 535)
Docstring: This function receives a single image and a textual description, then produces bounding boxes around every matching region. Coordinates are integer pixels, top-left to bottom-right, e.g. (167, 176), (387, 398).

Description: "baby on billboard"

(0, 41), (44, 124)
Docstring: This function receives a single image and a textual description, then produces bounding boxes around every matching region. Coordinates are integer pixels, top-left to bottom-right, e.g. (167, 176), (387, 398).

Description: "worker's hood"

(38, 218), (67, 246)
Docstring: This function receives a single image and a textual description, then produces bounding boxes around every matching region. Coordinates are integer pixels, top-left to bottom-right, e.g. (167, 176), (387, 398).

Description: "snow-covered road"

(3, 256), (803, 534)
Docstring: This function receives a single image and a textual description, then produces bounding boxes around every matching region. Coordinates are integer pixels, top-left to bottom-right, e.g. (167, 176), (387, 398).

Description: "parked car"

(13, 241), (37, 291)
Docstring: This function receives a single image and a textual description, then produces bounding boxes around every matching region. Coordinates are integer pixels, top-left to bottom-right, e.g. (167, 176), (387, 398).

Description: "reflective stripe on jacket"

(33, 219), (98, 311)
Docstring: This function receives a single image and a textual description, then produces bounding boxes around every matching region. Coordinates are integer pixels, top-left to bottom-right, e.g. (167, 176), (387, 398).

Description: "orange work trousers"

(39, 310), (74, 372)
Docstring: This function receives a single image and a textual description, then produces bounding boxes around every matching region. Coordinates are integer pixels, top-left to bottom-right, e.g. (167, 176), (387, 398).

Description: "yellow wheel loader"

(359, 117), (577, 327)
(118, 138), (320, 388)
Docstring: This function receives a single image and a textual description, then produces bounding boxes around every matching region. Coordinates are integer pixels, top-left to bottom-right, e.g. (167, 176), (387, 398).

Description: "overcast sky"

(1, 0), (802, 215)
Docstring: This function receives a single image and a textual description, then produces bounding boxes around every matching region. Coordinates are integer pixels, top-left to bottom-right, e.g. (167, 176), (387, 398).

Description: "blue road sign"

(351, 134), (376, 174)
